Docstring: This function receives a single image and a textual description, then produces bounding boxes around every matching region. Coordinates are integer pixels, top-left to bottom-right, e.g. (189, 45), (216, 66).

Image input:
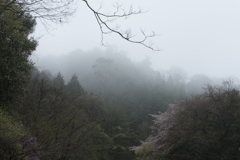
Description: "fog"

(3, 1), (240, 158)
(32, 0), (240, 81)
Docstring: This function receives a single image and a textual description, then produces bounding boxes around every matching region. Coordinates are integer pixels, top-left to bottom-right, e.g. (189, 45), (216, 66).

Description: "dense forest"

(1, 1), (240, 160)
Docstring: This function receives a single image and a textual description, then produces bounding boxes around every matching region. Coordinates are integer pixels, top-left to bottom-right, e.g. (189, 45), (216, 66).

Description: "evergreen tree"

(0, 6), (37, 104)
(104, 104), (134, 160)
(67, 74), (85, 97)
(53, 72), (65, 88)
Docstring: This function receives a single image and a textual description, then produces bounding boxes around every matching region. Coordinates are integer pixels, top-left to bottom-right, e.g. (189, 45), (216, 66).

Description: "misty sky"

(32, 0), (240, 79)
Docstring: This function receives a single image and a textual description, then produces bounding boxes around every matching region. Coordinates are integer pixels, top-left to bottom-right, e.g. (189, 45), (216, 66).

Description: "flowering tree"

(130, 103), (181, 158)
(0, 109), (39, 160)
(132, 81), (240, 160)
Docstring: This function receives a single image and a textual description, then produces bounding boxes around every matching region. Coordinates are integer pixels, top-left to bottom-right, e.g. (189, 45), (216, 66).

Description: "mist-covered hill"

(33, 48), (240, 138)
(34, 47), (239, 99)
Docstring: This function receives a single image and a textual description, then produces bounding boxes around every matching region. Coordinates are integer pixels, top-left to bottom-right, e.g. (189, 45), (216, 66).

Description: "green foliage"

(166, 83), (240, 159)
(67, 74), (86, 97)
(134, 145), (163, 160)
(80, 94), (107, 119)
(0, 108), (20, 159)
(35, 49), (193, 159)
(0, 2), (199, 160)
(104, 104), (135, 160)
(138, 81), (240, 160)
(11, 70), (112, 160)
(0, 6), (37, 104)
(53, 72), (65, 88)
(0, 108), (34, 160)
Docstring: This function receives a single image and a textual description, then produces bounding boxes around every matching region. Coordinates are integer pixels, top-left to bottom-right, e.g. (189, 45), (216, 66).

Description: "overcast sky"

(32, 0), (240, 79)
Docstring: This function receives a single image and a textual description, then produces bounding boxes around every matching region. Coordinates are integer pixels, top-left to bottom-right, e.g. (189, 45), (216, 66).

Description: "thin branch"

(82, 0), (160, 51)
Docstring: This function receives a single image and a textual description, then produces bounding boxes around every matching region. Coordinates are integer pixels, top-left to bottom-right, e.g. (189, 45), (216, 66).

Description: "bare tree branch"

(83, 0), (160, 51)
(0, 0), (160, 51)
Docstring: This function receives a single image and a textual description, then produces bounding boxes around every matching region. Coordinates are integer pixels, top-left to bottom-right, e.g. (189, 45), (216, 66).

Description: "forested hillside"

(32, 48), (240, 160)
(1, 0), (240, 159)
(35, 48), (217, 141)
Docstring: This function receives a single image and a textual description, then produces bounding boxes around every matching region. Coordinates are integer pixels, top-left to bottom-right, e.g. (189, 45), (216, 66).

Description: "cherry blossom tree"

(130, 103), (181, 156)
(132, 81), (240, 160)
